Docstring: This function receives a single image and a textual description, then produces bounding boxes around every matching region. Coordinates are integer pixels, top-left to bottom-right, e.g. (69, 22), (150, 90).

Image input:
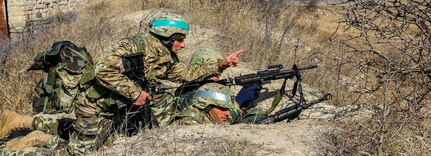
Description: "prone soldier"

(174, 48), (261, 125)
(173, 48), (330, 125)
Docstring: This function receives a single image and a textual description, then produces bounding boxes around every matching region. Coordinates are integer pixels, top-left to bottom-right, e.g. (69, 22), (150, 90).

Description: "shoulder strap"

(128, 36), (146, 53)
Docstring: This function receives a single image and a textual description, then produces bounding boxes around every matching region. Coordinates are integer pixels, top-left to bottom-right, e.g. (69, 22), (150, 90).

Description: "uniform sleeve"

(167, 62), (221, 82)
(174, 116), (201, 125)
(173, 107), (212, 125)
(94, 39), (142, 101)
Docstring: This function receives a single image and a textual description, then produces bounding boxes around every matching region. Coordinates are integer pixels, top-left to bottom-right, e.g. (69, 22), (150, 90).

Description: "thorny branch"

(331, 0), (431, 154)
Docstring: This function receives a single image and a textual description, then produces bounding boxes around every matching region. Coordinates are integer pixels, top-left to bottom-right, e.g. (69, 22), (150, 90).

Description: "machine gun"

(231, 64), (330, 124)
(174, 64), (317, 96)
(119, 52), (159, 133)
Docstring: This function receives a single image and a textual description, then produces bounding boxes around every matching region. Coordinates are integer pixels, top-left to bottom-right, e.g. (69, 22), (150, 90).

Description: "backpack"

(27, 41), (93, 114)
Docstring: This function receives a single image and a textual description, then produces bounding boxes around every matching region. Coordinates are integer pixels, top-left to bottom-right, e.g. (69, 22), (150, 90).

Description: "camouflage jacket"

(174, 107), (212, 125)
(75, 33), (221, 117)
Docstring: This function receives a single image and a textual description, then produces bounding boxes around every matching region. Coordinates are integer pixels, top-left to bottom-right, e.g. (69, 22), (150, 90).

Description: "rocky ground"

(90, 10), (349, 155)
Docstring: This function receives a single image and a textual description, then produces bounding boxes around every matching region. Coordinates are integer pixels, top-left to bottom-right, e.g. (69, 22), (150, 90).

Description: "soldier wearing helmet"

(174, 48), (262, 125)
(148, 13), (189, 53)
(69, 13), (244, 154)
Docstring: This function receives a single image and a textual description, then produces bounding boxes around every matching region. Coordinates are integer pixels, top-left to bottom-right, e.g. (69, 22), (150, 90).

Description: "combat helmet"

(192, 83), (241, 123)
(149, 12), (189, 38)
(193, 83), (235, 110)
(189, 48), (223, 66)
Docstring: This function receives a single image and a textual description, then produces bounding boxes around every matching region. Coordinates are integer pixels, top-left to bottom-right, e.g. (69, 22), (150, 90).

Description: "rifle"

(175, 64), (318, 96)
(256, 93), (332, 124)
(119, 52), (159, 133)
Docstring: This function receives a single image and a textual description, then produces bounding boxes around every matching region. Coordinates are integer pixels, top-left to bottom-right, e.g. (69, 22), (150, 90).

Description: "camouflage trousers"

(15, 112), (116, 155)
(0, 113), (72, 156)
(32, 113), (61, 135)
(0, 146), (67, 156)
(68, 115), (113, 155)
(152, 92), (178, 127)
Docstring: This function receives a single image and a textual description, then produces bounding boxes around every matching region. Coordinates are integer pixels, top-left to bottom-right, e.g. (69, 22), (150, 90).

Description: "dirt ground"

(95, 120), (331, 155)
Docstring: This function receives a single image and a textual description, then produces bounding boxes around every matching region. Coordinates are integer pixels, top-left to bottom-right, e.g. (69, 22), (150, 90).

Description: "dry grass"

(96, 125), (267, 155)
(0, 0), (430, 155)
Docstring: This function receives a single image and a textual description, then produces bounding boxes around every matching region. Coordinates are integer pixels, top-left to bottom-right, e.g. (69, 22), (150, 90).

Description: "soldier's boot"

(0, 109), (33, 139)
(3, 130), (54, 150)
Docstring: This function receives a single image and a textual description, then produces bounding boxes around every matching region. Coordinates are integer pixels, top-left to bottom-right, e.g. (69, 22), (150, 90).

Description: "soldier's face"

(172, 39), (186, 53)
(208, 106), (231, 124)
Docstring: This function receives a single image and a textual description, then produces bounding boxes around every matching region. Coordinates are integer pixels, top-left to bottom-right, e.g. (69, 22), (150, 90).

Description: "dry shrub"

(325, 0), (431, 155)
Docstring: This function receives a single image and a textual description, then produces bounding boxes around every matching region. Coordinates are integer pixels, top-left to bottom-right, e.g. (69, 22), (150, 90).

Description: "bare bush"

(327, 0), (431, 155)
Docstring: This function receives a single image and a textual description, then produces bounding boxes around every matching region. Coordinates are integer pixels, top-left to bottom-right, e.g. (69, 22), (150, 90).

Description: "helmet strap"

(203, 105), (213, 114)
(150, 32), (177, 53)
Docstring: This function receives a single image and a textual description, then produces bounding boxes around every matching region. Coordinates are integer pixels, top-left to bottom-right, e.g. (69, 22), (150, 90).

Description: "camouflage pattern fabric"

(67, 116), (113, 155)
(174, 107), (211, 125)
(0, 148), (66, 156)
(0, 133), (68, 156)
(29, 41), (93, 114)
(151, 91), (177, 126)
(31, 112), (75, 138)
(0, 113), (71, 156)
(189, 48), (223, 66)
(32, 114), (60, 135)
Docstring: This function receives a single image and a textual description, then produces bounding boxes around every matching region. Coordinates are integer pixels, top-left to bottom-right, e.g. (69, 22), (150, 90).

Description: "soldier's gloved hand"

(235, 84), (262, 108)
(133, 91), (152, 107)
(217, 49), (244, 69)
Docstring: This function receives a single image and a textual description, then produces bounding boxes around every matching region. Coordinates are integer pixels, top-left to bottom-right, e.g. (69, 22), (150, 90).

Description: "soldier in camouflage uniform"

(174, 48), (262, 125)
(68, 12), (243, 155)
(0, 41), (91, 155)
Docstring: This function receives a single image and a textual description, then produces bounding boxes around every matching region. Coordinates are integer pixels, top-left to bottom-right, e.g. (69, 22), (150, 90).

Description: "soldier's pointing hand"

(217, 49), (244, 69)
